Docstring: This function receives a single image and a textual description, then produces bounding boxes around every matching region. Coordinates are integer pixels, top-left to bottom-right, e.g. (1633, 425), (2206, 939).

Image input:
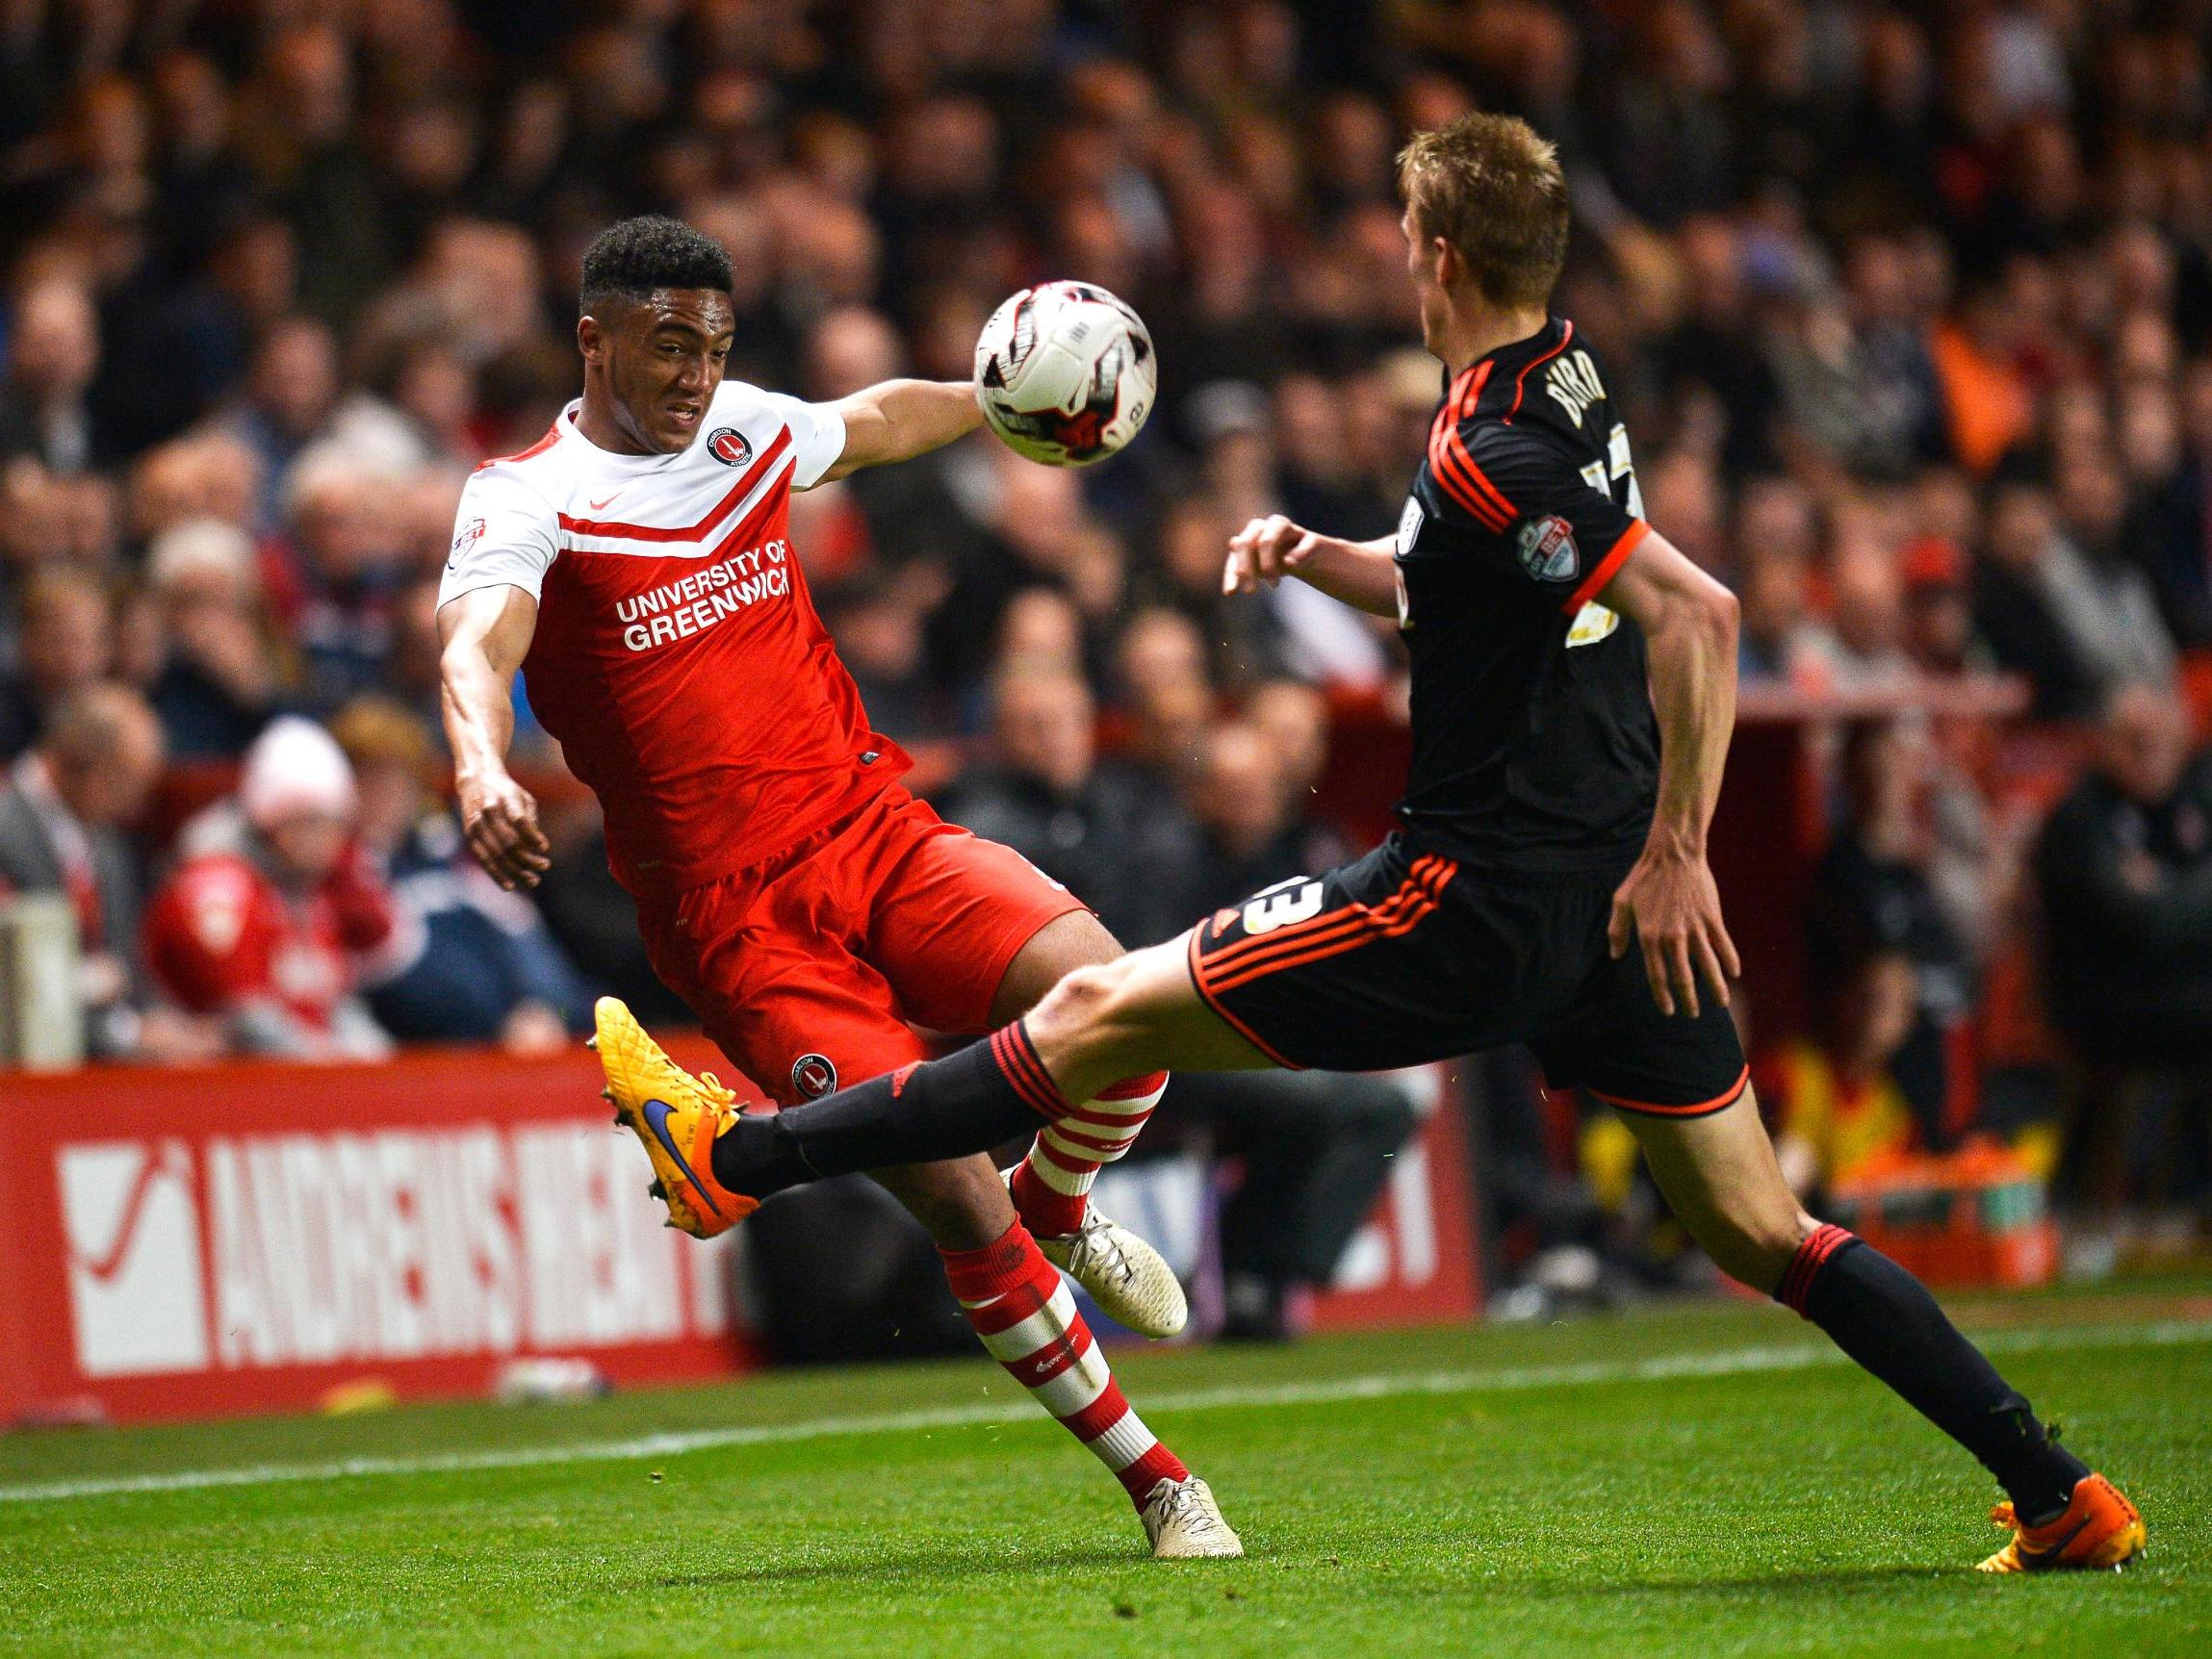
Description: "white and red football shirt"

(439, 380), (910, 898)
(143, 843), (399, 1036)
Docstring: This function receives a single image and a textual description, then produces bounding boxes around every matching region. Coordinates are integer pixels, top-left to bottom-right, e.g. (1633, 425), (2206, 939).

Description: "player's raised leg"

(1614, 1087), (2146, 1572)
(698, 937), (1270, 1204)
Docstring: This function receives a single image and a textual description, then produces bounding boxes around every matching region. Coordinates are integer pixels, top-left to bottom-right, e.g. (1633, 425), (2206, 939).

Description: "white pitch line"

(3, 1316), (2205, 1507)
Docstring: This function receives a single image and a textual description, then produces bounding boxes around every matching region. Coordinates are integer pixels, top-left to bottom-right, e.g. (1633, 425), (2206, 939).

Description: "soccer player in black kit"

(612, 114), (2145, 1572)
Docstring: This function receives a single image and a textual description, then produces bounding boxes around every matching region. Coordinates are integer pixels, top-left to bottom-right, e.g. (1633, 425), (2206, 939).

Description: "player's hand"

(458, 769), (551, 890)
(1224, 514), (1324, 595)
(1608, 844), (1740, 1018)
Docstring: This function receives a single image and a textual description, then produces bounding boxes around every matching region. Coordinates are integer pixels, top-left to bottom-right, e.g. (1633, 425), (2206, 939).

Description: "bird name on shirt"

(615, 540), (790, 651)
(1545, 350), (1606, 426)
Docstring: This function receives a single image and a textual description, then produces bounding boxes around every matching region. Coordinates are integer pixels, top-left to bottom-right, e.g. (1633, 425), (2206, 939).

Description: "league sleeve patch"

(1514, 514), (1580, 582)
(1396, 496), (1425, 557)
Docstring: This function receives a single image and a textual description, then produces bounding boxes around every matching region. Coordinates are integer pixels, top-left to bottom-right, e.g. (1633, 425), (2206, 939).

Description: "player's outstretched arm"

(438, 584), (552, 891)
(1585, 529), (1742, 1018)
(1223, 514), (1400, 616)
(817, 379), (985, 482)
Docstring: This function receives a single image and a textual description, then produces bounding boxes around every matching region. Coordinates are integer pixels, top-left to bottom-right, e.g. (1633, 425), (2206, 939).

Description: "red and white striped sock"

(939, 1219), (1188, 1509)
(1007, 1070), (1168, 1238)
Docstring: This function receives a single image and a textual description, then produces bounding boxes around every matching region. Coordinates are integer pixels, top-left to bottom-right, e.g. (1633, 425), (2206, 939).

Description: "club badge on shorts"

(791, 1053), (838, 1098)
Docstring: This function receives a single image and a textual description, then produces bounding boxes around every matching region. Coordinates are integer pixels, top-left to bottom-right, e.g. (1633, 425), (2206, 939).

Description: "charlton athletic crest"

(791, 1053), (838, 1098)
(707, 427), (753, 467)
(1515, 514), (1580, 583)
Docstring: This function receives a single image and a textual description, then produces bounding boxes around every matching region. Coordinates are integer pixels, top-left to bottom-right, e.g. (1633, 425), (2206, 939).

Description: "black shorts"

(1186, 836), (1749, 1117)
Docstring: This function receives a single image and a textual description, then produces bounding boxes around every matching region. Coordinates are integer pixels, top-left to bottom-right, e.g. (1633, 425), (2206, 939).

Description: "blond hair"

(1397, 114), (1571, 311)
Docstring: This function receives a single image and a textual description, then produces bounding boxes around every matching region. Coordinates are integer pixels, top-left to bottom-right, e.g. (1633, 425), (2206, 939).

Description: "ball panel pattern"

(975, 282), (1157, 467)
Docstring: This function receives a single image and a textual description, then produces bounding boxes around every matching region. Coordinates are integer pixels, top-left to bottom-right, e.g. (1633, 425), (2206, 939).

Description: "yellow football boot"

(1977, 1472), (2146, 1573)
(591, 996), (757, 1238)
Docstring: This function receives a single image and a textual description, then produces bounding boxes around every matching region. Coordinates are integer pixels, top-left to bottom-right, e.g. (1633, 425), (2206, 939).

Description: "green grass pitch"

(2, 1280), (2206, 1657)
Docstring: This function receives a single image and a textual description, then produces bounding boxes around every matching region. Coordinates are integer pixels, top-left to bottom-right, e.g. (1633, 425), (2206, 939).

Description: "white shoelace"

(1065, 1210), (1137, 1287)
(1150, 1481), (1228, 1538)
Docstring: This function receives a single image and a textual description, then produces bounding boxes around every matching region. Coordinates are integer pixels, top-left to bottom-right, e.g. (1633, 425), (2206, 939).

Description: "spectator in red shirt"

(143, 714), (401, 1057)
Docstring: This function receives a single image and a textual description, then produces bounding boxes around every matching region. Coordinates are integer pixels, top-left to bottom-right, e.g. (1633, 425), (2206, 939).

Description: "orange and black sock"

(1781, 1225), (2090, 1523)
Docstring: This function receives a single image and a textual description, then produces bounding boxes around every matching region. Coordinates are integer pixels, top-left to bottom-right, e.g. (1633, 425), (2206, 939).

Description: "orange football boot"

(591, 996), (758, 1238)
(1978, 1472), (2147, 1573)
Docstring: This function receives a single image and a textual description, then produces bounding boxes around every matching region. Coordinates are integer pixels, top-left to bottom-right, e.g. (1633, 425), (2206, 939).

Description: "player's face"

(1402, 206), (1452, 358)
(587, 289), (736, 454)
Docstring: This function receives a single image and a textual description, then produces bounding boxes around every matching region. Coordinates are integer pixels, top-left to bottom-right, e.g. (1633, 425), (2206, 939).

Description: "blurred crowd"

(4, 0), (2212, 1276)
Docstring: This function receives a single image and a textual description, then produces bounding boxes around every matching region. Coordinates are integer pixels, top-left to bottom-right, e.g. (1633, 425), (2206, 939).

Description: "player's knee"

(1030, 955), (1158, 1068)
(1032, 957), (1132, 1035)
(1704, 1205), (1820, 1291)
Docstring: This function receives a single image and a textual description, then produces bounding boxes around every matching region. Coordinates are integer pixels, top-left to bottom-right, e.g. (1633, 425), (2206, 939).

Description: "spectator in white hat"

(142, 715), (402, 1058)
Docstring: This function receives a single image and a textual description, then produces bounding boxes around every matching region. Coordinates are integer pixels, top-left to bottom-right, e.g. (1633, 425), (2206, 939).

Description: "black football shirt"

(1392, 318), (1660, 872)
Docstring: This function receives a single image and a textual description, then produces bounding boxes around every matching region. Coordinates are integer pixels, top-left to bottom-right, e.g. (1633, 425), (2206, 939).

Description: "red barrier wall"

(0, 1039), (754, 1426)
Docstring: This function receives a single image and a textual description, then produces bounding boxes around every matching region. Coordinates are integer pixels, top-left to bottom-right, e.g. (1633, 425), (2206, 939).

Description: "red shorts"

(634, 786), (1086, 1105)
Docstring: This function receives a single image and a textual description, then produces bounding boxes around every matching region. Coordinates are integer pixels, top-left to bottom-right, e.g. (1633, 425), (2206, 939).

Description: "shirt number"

(1242, 878), (1325, 935)
(1581, 423), (1642, 517)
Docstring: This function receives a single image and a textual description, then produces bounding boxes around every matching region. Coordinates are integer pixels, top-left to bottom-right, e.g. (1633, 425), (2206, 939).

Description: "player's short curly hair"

(1397, 114), (1569, 312)
(579, 216), (733, 316)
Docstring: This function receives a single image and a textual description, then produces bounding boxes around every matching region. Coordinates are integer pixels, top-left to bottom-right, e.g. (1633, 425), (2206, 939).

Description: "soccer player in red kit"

(437, 217), (1236, 1558)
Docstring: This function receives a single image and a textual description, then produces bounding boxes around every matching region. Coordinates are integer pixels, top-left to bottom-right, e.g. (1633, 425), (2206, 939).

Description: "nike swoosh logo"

(68, 1141), (193, 1283)
(2018, 1514), (2093, 1570)
(641, 1098), (723, 1218)
(588, 494), (620, 511)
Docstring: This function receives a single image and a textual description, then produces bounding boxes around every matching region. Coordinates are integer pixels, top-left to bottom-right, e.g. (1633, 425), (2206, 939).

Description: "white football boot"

(1010, 1172), (1189, 1339)
(1141, 1476), (1244, 1560)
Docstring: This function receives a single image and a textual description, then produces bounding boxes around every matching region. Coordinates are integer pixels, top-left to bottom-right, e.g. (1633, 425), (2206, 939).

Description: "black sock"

(1782, 1225), (2090, 1523)
(709, 1025), (1063, 1198)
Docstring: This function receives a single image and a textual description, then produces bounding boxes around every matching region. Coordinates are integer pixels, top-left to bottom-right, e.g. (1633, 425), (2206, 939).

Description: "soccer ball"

(973, 281), (1156, 467)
